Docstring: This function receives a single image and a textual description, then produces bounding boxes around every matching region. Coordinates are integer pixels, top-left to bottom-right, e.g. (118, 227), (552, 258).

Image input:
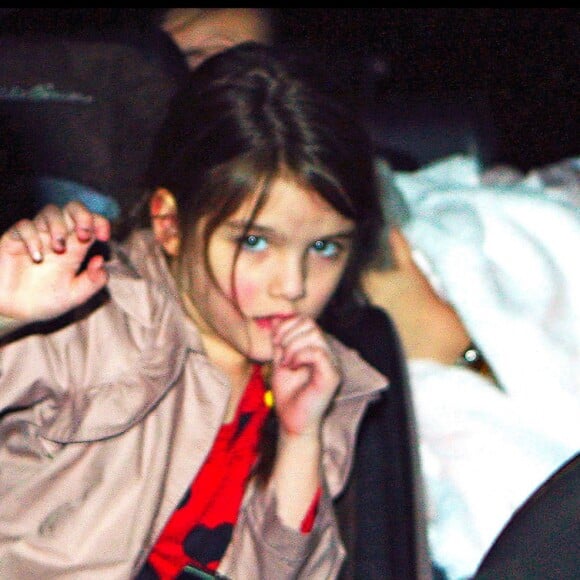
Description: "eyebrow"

(225, 220), (356, 240)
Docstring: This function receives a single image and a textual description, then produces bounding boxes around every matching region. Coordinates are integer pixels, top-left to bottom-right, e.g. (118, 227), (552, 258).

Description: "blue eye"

(311, 239), (340, 258)
(241, 234), (268, 252)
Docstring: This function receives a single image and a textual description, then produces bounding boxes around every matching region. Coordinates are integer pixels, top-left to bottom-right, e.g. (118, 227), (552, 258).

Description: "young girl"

(0, 44), (387, 578)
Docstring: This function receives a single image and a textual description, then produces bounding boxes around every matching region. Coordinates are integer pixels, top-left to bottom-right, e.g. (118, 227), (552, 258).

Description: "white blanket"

(381, 155), (580, 578)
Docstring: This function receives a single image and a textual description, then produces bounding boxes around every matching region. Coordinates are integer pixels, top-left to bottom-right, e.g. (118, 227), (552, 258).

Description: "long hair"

(146, 42), (384, 482)
(147, 42), (383, 313)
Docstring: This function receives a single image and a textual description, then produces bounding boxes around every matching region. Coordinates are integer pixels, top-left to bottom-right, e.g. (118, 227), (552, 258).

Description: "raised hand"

(270, 315), (341, 438)
(0, 201), (111, 326)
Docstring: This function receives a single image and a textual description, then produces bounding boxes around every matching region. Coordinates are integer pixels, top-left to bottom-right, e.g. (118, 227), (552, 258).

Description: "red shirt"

(139, 364), (319, 579)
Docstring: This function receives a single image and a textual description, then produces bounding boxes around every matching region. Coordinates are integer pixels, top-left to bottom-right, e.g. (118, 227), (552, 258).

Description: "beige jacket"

(0, 231), (387, 579)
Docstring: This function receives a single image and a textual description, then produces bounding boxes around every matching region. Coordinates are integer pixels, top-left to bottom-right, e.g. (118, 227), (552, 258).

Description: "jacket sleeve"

(219, 480), (346, 579)
(0, 269), (189, 436)
(0, 321), (67, 415)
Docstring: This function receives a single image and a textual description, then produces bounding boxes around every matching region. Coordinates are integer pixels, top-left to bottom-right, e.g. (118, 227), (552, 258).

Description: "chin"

(246, 349), (273, 365)
(234, 328), (274, 364)
(243, 341), (274, 365)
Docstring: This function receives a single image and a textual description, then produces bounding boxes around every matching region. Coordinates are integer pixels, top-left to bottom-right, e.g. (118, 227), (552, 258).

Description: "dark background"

(1, 7), (578, 171)
(274, 8), (579, 171)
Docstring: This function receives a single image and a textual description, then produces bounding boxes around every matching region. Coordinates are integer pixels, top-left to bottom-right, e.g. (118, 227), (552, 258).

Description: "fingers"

(64, 201), (111, 243)
(272, 316), (337, 371)
(4, 218), (45, 263)
(73, 254), (109, 297)
(4, 202), (111, 263)
(33, 204), (70, 253)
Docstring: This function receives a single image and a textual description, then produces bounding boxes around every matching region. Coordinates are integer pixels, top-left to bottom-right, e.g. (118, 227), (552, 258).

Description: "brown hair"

(146, 42), (384, 482)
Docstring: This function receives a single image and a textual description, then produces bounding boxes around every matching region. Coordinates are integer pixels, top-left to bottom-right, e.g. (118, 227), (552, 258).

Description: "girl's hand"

(270, 316), (341, 438)
(0, 201), (111, 325)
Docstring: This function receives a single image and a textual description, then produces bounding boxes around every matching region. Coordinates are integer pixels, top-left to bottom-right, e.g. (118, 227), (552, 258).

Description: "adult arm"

(362, 227), (470, 364)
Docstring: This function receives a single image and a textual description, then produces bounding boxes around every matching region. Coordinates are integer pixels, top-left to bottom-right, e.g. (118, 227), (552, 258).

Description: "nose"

(269, 255), (306, 302)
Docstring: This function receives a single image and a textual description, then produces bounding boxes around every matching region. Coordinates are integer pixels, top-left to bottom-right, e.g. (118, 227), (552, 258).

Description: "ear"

(149, 188), (180, 257)
(388, 227), (414, 269)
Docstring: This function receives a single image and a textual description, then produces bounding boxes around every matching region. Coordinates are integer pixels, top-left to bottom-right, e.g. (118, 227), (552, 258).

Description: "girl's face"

(183, 177), (355, 366)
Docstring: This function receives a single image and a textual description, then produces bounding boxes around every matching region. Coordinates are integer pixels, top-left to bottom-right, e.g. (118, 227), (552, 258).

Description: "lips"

(254, 313), (295, 330)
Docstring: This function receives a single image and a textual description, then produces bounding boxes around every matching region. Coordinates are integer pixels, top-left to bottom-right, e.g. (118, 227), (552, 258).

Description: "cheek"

(307, 265), (347, 310)
(232, 277), (261, 308)
(310, 280), (336, 306)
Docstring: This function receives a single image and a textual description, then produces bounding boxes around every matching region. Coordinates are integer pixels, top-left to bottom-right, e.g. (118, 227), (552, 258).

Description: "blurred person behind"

(364, 154), (580, 579)
(157, 8), (275, 70)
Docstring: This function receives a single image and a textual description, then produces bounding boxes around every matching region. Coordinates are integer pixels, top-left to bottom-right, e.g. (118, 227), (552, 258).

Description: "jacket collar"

(116, 229), (388, 399)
